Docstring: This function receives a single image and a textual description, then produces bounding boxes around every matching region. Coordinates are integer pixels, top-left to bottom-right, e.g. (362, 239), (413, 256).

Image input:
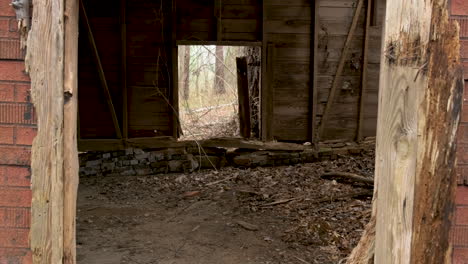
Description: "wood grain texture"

(373, 0), (463, 263)
(25, 0), (65, 262)
(63, 0), (79, 263)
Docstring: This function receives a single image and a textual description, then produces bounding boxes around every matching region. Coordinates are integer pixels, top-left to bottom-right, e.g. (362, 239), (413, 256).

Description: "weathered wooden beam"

(357, 0), (372, 141)
(263, 43), (275, 141)
(260, 0), (267, 141)
(63, 0), (79, 263)
(311, 0), (319, 144)
(171, 0), (179, 138)
(236, 57), (251, 138)
(348, 0), (463, 263)
(78, 138), (310, 152)
(25, 0), (65, 262)
(317, 0), (364, 140)
(120, 0), (128, 139)
(215, 0), (222, 41)
(176, 40), (262, 46)
(79, 0), (122, 139)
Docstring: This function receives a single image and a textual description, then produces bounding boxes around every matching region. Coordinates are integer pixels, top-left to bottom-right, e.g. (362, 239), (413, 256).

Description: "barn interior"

(75, 0), (385, 263)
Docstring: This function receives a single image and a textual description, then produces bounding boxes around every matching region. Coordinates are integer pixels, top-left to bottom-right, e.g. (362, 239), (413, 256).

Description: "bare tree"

(214, 46), (225, 94)
(182, 46), (191, 100)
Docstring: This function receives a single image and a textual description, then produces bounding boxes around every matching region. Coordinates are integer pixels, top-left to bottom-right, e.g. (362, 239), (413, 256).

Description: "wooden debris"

(236, 220), (259, 231)
(205, 175), (237, 186)
(321, 172), (374, 185)
(260, 197), (302, 207)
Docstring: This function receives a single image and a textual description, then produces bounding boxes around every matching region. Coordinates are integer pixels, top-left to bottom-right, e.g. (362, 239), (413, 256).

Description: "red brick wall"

(0, 1), (35, 263)
(452, 0), (468, 262)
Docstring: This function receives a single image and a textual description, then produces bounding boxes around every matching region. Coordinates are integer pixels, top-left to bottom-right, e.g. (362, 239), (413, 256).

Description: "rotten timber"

(347, 0), (463, 263)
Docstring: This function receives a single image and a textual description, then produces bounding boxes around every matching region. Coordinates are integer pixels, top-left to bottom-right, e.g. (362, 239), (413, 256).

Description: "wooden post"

(63, 0), (79, 263)
(236, 57), (251, 138)
(348, 0), (463, 263)
(26, 0), (65, 262)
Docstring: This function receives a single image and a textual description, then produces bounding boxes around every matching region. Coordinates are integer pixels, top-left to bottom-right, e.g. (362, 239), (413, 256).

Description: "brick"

(0, 61), (28, 82)
(458, 144), (468, 165)
(0, 187), (31, 207)
(454, 248), (468, 264)
(462, 40), (468, 60)
(462, 107), (468, 123)
(0, 103), (36, 125)
(456, 165), (468, 185)
(452, 0), (468, 16)
(0, 0), (15, 16)
(453, 18), (468, 38)
(456, 206), (468, 226)
(0, 125), (14, 144)
(452, 226), (468, 247)
(0, 82), (14, 102)
(0, 228), (29, 248)
(0, 248), (32, 264)
(0, 207), (30, 228)
(15, 83), (31, 103)
(15, 126), (36, 145)
(0, 165), (31, 187)
(0, 146), (31, 165)
(456, 186), (468, 205)
(0, 39), (24, 60)
(0, 17), (18, 39)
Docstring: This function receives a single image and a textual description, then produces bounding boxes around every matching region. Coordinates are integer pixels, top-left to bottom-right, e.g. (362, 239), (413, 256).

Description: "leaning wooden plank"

(317, 0), (364, 140)
(25, 0), (65, 262)
(63, 0), (79, 262)
(347, 0), (463, 263)
(79, 0), (122, 139)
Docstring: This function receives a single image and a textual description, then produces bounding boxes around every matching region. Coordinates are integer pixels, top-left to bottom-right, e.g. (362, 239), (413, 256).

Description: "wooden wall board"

(76, 0), (387, 149)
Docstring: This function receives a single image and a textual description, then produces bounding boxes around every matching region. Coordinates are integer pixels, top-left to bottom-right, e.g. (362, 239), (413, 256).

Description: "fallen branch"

(321, 172), (374, 185)
(205, 175), (237, 186)
(310, 190), (373, 204)
(259, 197), (302, 207)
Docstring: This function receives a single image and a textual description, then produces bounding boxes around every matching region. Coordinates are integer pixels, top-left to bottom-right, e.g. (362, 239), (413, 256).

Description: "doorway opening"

(177, 45), (261, 141)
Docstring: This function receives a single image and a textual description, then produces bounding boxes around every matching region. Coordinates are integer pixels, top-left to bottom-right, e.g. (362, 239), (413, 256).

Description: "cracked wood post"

(347, 0), (463, 263)
(26, 0), (65, 262)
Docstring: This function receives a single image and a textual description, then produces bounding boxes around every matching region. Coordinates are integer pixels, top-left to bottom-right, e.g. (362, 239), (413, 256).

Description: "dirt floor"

(76, 149), (374, 264)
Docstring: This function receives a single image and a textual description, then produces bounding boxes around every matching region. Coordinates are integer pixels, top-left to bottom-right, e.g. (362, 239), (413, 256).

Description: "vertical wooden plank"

(171, 0), (179, 138)
(236, 57), (251, 138)
(79, 0), (122, 139)
(121, 0), (128, 140)
(63, 0), (79, 263)
(357, 0), (372, 141)
(261, 0), (267, 141)
(311, 0), (319, 143)
(25, 0), (65, 262)
(264, 43), (275, 141)
(215, 0), (222, 41)
(372, 0), (463, 263)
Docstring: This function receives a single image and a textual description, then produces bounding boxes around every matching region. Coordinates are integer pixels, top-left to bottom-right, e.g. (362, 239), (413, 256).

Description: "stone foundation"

(79, 141), (374, 177)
